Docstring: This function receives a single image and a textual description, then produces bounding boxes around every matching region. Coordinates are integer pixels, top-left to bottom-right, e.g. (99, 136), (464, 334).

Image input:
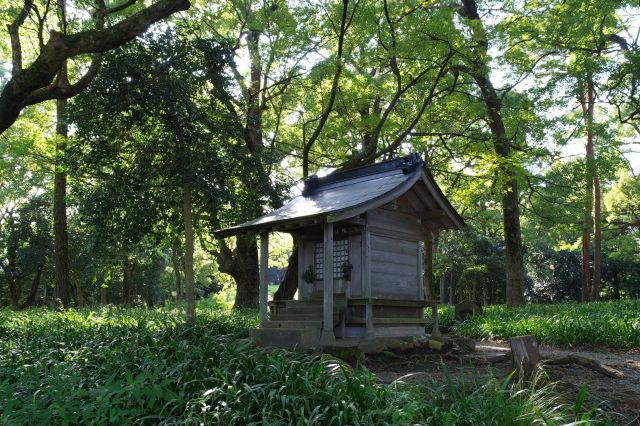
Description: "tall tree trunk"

(18, 262), (45, 310)
(612, 272), (620, 300)
(448, 272), (454, 305)
(232, 234), (260, 308)
(147, 253), (164, 307)
(171, 238), (183, 305)
(502, 179), (525, 307)
(74, 277), (84, 307)
(246, 29), (263, 153)
(7, 276), (19, 310)
(459, 0), (525, 307)
(100, 284), (107, 305)
(423, 231), (434, 301)
(592, 173), (602, 301)
(579, 79), (596, 302)
(122, 257), (131, 305)
(54, 97), (71, 308)
(270, 1), (353, 300)
(273, 240), (298, 301)
(216, 234), (260, 309)
(183, 183), (195, 323)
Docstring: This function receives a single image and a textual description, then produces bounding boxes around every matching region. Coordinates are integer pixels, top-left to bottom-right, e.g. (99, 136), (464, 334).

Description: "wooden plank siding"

(367, 207), (425, 300)
(367, 208), (425, 239)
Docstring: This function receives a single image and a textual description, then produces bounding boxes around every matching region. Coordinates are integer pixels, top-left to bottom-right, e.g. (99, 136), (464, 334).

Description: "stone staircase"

(250, 294), (347, 349)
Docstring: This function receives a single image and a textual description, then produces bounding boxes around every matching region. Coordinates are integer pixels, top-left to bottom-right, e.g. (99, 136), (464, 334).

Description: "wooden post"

(321, 222), (334, 344)
(259, 232), (269, 326)
(362, 229), (373, 338)
(417, 240), (425, 329)
(417, 240), (424, 300)
(297, 235), (304, 300)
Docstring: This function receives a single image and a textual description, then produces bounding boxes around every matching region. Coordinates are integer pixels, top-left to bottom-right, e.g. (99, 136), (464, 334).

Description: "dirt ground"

(364, 338), (640, 425)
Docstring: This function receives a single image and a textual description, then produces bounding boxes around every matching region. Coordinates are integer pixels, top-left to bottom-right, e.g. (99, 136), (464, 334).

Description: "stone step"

(286, 294), (347, 310)
(250, 327), (320, 349)
(276, 306), (344, 315)
(280, 306), (322, 315)
(285, 298), (347, 310)
(262, 319), (323, 329)
(272, 312), (341, 322)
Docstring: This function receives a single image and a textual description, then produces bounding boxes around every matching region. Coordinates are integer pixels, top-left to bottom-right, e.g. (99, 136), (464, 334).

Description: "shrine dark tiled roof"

(215, 154), (464, 237)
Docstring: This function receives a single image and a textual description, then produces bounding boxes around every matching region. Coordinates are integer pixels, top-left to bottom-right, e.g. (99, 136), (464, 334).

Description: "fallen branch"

(542, 355), (624, 379)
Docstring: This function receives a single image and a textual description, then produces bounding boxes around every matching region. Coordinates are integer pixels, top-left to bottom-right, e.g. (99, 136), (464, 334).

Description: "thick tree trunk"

(580, 80), (597, 302)
(245, 30), (263, 152)
(580, 218), (592, 302)
(502, 179), (525, 307)
(7, 276), (19, 310)
(216, 234), (260, 309)
(273, 241), (298, 301)
(592, 167), (602, 301)
(18, 262), (45, 310)
(54, 98), (71, 308)
(232, 234), (260, 309)
(183, 184), (195, 323)
(459, 0), (525, 307)
(477, 90), (525, 308)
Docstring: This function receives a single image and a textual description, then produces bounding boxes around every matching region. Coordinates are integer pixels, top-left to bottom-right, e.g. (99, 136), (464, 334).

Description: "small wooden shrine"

(215, 154), (464, 348)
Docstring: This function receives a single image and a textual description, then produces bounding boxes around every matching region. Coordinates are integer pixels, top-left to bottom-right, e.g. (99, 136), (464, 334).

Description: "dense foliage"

(1, 0), (639, 311)
(0, 304), (605, 425)
(435, 300), (640, 349)
(1, 1), (639, 422)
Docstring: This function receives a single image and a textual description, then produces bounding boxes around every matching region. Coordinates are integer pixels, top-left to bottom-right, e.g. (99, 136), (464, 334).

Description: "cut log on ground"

(509, 335), (540, 379)
(543, 355), (624, 379)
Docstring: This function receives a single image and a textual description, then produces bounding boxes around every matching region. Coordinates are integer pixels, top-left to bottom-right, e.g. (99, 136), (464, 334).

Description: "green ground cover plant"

(0, 303), (607, 425)
(436, 300), (640, 349)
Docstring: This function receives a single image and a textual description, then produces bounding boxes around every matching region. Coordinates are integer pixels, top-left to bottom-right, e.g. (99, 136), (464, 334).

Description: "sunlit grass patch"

(0, 302), (613, 424)
(435, 300), (640, 349)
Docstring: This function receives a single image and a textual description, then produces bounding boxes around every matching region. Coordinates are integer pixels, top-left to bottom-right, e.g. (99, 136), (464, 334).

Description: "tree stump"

(509, 335), (540, 379)
(455, 300), (483, 321)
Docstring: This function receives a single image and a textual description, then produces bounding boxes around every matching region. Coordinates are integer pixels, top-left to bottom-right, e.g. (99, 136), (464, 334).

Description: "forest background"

(1, 0), (640, 316)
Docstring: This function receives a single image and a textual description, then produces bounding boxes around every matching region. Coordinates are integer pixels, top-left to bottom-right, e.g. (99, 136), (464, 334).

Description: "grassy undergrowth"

(436, 300), (640, 349)
(0, 302), (610, 425)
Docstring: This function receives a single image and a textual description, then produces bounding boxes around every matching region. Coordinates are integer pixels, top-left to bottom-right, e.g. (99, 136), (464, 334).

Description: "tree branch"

(0, 0), (191, 135)
(302, 0), (355, 177)
(6, 0), (35, 77)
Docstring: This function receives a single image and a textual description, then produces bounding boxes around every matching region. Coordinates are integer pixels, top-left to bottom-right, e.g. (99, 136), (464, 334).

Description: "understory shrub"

(434, 300), (640, 349)
(0, 304), (609, 424)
